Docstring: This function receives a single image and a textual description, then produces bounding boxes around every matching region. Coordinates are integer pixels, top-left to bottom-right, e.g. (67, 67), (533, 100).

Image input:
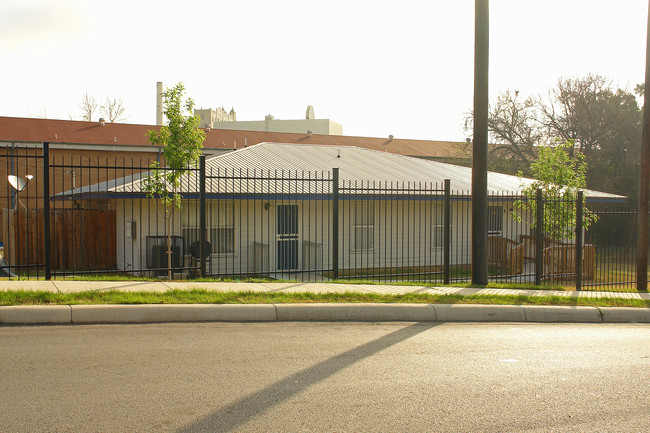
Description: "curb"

(276, 303), (437, 322)
(523, 305), (603, 323)
(0, 305), (71, 324)
(2, 303), (650, 325)
(599, 307), (650, 323)
(433, 304), (526, 322)
(70, 304), (277, 324)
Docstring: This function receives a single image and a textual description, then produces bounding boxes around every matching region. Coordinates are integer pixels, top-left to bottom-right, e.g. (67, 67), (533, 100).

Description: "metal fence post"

(43, 141), (51, 280)
(575, 190), (583, 291)
(444, 179), (451, 284)
(199, 155), (206, 278)
(332, 168), (339, 280)
(535, 188), (543, 286)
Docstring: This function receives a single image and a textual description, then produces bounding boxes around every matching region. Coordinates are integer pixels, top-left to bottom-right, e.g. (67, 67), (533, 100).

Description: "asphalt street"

(1, 322), (649, 432)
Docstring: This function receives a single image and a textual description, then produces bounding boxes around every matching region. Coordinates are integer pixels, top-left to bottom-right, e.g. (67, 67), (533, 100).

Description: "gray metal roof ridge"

(50, 142), (626, 201)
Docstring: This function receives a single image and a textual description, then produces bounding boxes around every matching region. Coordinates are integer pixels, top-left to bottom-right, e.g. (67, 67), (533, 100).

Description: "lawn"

(1, 289), (648, 309)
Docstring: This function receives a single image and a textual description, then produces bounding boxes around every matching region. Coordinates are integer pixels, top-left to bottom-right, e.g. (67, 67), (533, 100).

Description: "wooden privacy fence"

(519, 235), (568, 261)
(543, 244), (596, 280)
(487, 236), (524, 275)
(2, 208), (116, 271)
(519, 234), (596, 280)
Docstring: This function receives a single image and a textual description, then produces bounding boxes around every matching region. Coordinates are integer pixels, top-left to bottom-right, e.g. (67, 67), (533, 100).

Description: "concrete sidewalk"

(1, 280), (649, 325)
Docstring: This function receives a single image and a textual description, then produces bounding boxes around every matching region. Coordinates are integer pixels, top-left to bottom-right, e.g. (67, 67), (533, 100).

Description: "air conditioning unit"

(146, 235), (184, 275)
(302, 241), (322, 272)
(151, 244), (181, 270)
(253, 242), (269, 274)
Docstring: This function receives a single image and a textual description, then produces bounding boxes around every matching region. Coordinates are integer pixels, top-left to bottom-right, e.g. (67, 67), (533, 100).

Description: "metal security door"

(277, 205), (298, 271)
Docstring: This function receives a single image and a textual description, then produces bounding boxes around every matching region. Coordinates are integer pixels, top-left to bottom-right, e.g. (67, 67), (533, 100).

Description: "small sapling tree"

(143, 82), (205, 279)
(513, 140), (597, 241)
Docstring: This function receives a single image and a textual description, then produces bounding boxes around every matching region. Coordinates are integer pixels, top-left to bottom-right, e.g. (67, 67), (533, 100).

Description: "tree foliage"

(143, 82), (206, 278)
(468, 75), (642, 198)
(486, 90), (546, 175)
(463, 90), (542, 175)
(540, 75), (642, 198)
(513, 141), (597, 241)
(144, 83), (205, 207)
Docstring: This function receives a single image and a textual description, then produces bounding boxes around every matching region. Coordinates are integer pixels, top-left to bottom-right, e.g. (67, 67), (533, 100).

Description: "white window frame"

(431, 203), (445, 250)
(182, 201), (235, 255)
(352, 201), (375, 251)
(488, 205), (503, 236)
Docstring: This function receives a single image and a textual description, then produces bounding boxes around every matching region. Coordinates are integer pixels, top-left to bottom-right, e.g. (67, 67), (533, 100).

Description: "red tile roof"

(0, 116), (464, 158)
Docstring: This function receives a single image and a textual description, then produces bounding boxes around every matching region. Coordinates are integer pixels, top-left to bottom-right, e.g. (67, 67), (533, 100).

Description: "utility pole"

(472, 0), (489, 285)
(637, 0), (650, 292)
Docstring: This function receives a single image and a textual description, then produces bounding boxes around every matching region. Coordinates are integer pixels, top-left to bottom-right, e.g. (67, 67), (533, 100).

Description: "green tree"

(513, 140), (597, 241)
(473, 75), (642, 198)
(143, 82), (205, 279)
(540, 75), (642, 198)
(635, 83), (644, 97)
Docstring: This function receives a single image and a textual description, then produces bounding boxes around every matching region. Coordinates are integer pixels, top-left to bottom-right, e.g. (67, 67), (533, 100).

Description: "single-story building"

(0, 116), (466, 244)
(56, 142), (624, 279)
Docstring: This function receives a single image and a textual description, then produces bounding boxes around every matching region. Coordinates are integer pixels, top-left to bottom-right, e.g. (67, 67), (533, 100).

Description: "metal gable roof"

(199, 143), (624, 199)
(58, 142), (625, 200)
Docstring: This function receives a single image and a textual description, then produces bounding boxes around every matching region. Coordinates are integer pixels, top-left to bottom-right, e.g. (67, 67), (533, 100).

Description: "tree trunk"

(166, 206), (172, 280)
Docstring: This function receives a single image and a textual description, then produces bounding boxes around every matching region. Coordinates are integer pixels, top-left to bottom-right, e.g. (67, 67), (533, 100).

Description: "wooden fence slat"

(74, 210), (81, 269)
(108, 211), (116, 269)
(88, 210), (95, 269)
(488, 236), (524, 274)
(542, 244), (596, 280)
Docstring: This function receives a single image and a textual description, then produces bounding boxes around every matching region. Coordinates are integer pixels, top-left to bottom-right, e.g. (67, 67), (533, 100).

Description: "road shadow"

(176, 322), (439, 433)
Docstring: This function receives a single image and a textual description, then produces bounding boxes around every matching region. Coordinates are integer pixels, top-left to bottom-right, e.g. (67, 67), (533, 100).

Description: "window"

(431, 203), (445, 249)
(353, 201), (374, 251)
(212, 202), (235, 253)
(182, 201), (235, 254)
(488, 205), (503, 236)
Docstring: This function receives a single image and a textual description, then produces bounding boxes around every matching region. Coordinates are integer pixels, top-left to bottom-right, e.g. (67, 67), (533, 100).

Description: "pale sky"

(0, 0), (647, 142)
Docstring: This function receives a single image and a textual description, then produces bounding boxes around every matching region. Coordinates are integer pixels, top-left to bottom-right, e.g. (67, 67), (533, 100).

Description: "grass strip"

(0, 289), (648, 309)
(60, 274), (567, 291)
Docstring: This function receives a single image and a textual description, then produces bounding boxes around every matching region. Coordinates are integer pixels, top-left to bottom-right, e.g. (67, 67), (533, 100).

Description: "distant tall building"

(156, 82), (163, 126)
(194, 105), (342, 135)
(194, 107), (237, 128)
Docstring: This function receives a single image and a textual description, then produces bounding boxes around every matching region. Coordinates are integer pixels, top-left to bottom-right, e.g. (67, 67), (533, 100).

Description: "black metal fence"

(0, 142), (646, 292)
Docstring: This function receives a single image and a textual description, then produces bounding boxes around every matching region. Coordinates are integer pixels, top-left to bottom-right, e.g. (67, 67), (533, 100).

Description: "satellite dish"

(8, 175), (25, 192)
(8, 175), (33, 192)
(8, 175), (33, 210)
